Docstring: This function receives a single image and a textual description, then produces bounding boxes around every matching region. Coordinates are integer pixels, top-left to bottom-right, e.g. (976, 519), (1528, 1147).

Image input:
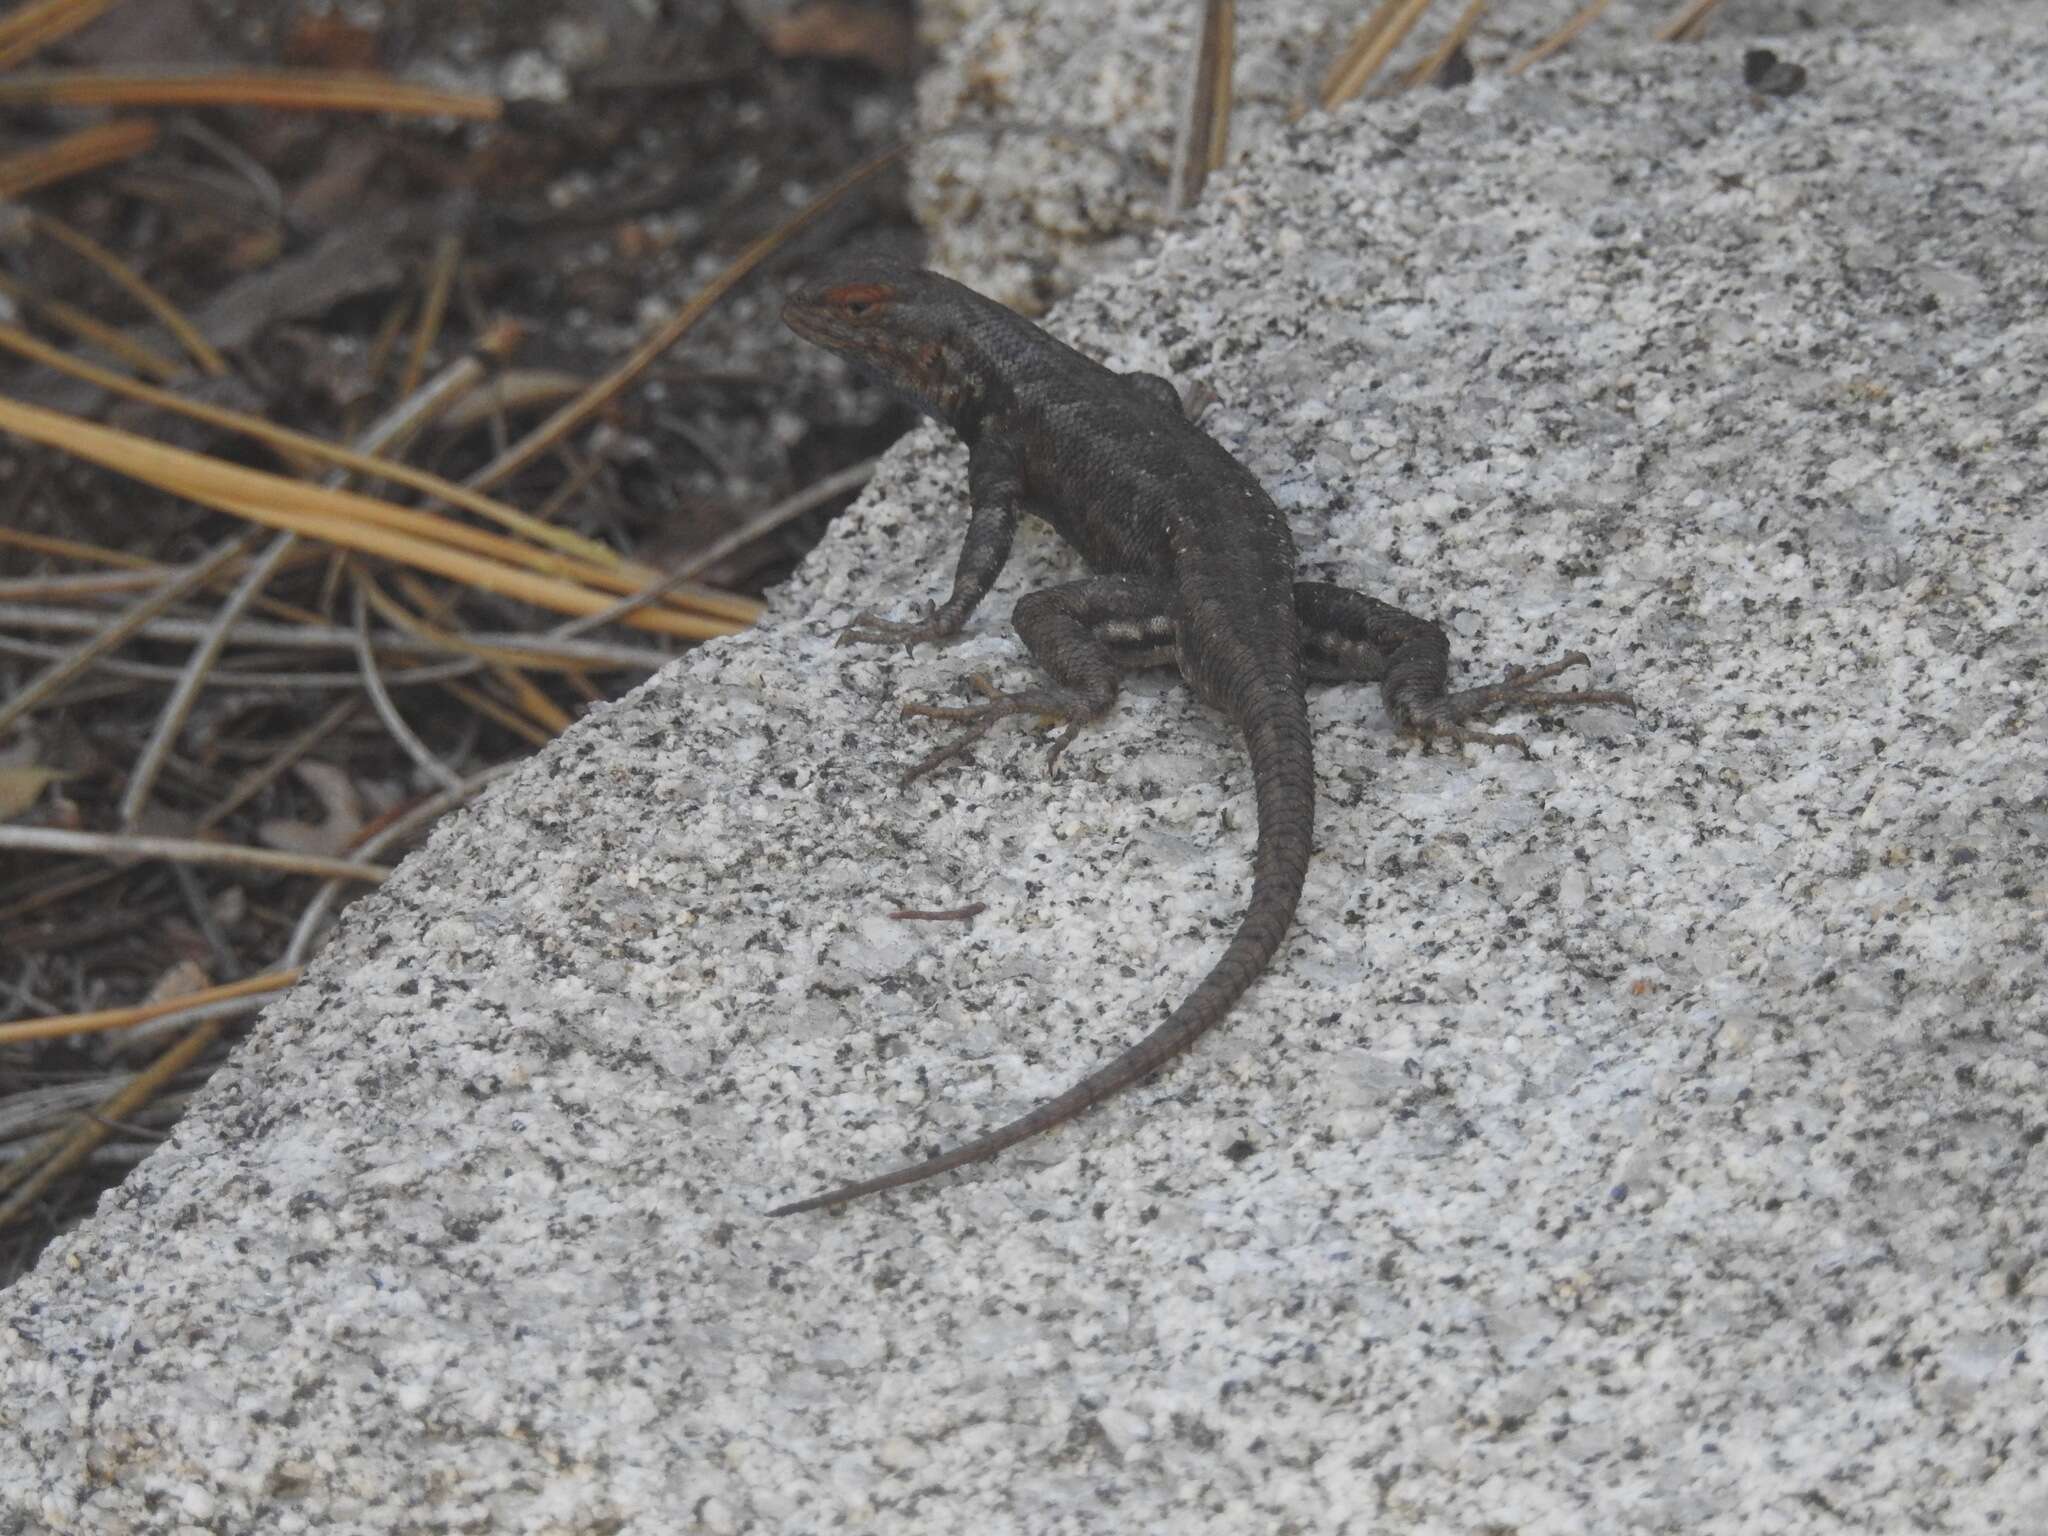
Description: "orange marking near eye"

(824, 282), (892, 309)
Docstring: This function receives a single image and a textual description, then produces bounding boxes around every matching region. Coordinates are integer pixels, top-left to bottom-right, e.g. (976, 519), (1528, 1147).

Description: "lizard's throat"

(883, 338), (980, 431)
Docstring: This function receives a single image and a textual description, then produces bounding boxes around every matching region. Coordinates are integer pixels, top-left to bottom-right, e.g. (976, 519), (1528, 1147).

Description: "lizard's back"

(941, 290), (1306, 711)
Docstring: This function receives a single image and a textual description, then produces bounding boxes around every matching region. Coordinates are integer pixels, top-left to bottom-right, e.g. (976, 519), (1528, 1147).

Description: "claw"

(893, 676), (1086, 785)
(837, 600), (949, 654)
(900, 673), (1006, 718)
(1402, 717), (1532, 757)
(1484, 653), (1635, 713)
(1042, 723), (1082, 778)
(1399, 651), (1633, 755)
(897, 719), (1001, 786)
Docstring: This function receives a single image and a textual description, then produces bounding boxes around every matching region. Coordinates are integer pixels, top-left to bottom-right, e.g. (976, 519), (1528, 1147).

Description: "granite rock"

(4, 9), (2044, 1533)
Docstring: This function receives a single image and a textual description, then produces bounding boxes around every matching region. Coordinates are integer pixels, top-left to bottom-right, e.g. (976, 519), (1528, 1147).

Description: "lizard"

(770, 260), (1631, 1216)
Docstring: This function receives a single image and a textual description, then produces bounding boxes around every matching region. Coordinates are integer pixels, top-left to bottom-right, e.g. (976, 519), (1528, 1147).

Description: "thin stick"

(0, 568), (217, 600)
(0, 1017), (222, 1228)
(485, 664), (571, 735)
(171, 116), (285, 223)
(0, 604), (667, 670)
(556, 457), (876, 638)
(0, 118), (155, 199)
(0, 67), (501, 119)
(1508, 0), (1614, 74)
(119, 531), (298, 827)
(0, 321), (633, 577)
(889, 902), (988, 923)
(100, 987), (295, 1052)
(466, 141), (910, 493)
(0, 865), (117, 929)
(0, 269), (186, 381)
(1169, 0), (1236, 212)
(399, 234), (463, 402)
(1653, 0), (1722, 43)
(0, 826), (389, 884)
(0, 0), (125, 70)
(1398, 0), (1489, 90)
(0, 524), (157, 569)
(30, 210), (229, 376)
(0, 967), (297, 1048)
(439, 677), (555, 747)
(1320, 0), (1437, 110)
(285, 762), (521, 965)
(353, 567), (647, 679)
(0, 533), (254, 737)
(351, 575), (463, 792)
(0, 634), (646, 689)
(195, 700), (360, 833)
(0, 398), (756, 639)
(118, 338), (504, 826)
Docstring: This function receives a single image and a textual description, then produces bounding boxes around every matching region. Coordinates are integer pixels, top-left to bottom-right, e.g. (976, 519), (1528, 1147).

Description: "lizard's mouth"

(783, 296), (909, 378)
(781, 296), (830, 346)
(782, 301), (874, 365)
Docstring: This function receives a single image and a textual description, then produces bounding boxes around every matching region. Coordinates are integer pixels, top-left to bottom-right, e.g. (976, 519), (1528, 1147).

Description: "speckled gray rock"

(913, 0), (2031, 309)
(5, 13), (2045, 1535)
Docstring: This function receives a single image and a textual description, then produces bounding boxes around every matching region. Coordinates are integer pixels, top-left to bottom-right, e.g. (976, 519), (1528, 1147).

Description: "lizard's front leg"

(838, 439), (1023, 650)
(895, 575), (1177, 784)
(1295, 581), (1633, 754)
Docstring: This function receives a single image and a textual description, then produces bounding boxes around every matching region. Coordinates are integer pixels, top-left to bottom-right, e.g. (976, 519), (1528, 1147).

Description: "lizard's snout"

(781, 293), (822, 344)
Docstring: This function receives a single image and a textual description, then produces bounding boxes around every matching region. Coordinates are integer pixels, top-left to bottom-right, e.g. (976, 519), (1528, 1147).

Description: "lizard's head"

(783, 261), (980, 426)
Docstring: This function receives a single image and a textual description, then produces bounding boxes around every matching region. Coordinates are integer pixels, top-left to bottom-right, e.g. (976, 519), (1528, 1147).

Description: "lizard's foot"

(837, 601), (956, 653)
(1398, 651), (1635, 758)
(897, 674), (1090, 785)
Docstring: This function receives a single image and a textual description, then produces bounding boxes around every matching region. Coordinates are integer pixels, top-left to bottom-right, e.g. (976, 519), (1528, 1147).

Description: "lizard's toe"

(895, 680), (1094, 783)
(1040, 722), (1085, 778)
(1394, 652), (1632, 755)
(837, 600), (951, 653)
(1398, 709), (1532, 758)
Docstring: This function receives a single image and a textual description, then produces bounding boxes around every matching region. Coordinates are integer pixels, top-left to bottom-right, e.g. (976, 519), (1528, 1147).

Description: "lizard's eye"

(824, 281), (891, 320)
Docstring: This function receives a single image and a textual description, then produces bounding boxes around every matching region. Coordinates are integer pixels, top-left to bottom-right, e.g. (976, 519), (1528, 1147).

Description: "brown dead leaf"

(0, 764), (68, 821)
(437, 369), (593, 432)
(142, 958), (210, 1007)
(210, 885), (246, 928)
(289, 137), (387, 228)
(194, 211), (412, 351)
(257, 761), (365, 858)
(282, 13), (381, 72)
(767, 2), (914, 74)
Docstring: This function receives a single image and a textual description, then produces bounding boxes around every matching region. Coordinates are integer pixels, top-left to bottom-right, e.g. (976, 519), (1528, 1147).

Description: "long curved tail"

(769, 695), (1313, 1217)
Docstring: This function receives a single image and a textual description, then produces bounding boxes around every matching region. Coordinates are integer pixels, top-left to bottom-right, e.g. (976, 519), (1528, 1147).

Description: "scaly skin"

(772, 263), (1630, 1215)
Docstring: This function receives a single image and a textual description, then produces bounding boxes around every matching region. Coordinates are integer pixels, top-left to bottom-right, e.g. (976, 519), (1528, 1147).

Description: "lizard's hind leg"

(896, 574), (1176, 784)
(1294, 581), (1633, 756)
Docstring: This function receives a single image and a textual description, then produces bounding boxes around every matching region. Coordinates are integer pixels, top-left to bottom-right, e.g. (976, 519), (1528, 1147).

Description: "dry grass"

(0, 0), (906, 1274)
